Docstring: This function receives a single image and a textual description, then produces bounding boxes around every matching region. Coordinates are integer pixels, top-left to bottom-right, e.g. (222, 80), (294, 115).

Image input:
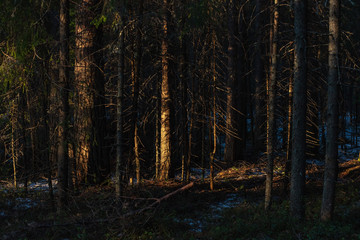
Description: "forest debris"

(2, 182), (195, 234)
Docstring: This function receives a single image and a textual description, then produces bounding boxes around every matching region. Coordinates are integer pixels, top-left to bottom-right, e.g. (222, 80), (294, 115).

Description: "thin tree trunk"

(210, 30), (217, 191)
(159, 0), (171, 181)
(284, 75), (293, 192)
(254, 0), (265, 155)
(224, 0), (236, 166)
(115, 2), (126, 199)
(180, 33), (188, 182)
(131, 0), (144, 184)
(290, 0), (307, 220)
(265, 0), (279, 211)
(321, 0), (339, 221)
(58, 0), (70, 208)
(11, 99), (17, 188)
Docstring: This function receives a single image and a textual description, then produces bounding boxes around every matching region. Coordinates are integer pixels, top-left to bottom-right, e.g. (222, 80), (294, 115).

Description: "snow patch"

(211, 193), (244, 214)
(13, 197), (38, 210)
(18, 179), (58, 191)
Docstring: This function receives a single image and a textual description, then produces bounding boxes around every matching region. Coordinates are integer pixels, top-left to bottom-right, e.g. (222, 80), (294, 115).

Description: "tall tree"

(74, 0), (104, 184)
(253, 0), (265, 155)
(57, 0), (70, 207)
(224, 0), (236, 166)
(321, 0), (340, 221)
(265, 0), (279, 211)
(130, 0), (144, 184)
(290, 0), (307, 219)
(115, 1), (126, 199)
(159, 0), (171, 180)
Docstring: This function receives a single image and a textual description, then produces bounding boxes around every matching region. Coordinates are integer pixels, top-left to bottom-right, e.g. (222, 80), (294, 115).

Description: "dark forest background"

(1, 0), (360, 232)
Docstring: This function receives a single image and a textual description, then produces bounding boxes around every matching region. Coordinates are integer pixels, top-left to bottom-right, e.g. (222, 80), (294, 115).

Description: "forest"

(1, 0), (360, 239)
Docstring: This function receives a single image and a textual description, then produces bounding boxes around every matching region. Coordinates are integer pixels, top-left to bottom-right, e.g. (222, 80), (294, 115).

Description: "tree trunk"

(159, 0), (171, 181)
(290, 0), (307, 220)
(254, 0), (265, 155)
(224, 0), (236, 167)
(58, 0), (70, 207)
(74, 0), (103, 184)
(321, 0), (339, 221)
(10, 99), (17, 188)
(116, 2), (125, 199)
(265, 0), (278, 211)
(210, 30), (217, 191)
(284, 75), (293, 193)
(130, 0), (143, 184)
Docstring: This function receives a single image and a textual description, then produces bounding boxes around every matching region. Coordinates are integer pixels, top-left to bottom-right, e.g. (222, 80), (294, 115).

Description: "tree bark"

(58, 0), (70, 207)
(254, 0), (265, 155)
(321, 0), (339, 221)
(290, 0), (307, 220)
(116, 2), (125, 199)
(159, 0), (171, 181)
(74, 0), (103, 184)
(265, 0), (278, 211)
(224, 0), (236, 166)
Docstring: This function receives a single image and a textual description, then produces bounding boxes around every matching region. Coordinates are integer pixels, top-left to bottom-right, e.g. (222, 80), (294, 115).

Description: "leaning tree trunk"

(159, 0), (171, 181)
(265, 0), (278, 211)
(321, 0), (339, 221)
(290, 0), (307, 220)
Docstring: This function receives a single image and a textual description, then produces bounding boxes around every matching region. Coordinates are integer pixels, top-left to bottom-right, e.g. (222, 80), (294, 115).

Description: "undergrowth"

(1, 180), (360, 239)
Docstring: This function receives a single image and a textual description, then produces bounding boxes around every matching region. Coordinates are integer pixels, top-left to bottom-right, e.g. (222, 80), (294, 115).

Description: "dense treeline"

(1, 0), (360, 221)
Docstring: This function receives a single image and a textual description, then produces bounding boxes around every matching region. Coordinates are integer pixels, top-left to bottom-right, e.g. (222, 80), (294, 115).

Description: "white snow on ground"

(12, 197), (38, 210)
(18, 179), (58, 191)
(175, 193), (244, 233)
(211, 193), (243, 214)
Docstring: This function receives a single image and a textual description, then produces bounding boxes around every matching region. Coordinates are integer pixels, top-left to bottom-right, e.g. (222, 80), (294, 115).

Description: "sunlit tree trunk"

(210, 30), (217, 191)
(265, 0), (279, 211)
(290, 0), (307, 220)
(131, 0), (143, 184)
(321, 0), (339, 221)
(58, 0), (70, 207)
(159, 0), (171, 180)
(74, 0), (103, 184)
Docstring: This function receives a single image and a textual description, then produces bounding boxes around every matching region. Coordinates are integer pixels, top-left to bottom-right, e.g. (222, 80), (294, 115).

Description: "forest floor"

(1, 155), (360, 240)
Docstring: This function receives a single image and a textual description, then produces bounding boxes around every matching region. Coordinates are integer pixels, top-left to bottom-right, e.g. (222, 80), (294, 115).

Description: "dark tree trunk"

(254, 0), (266, 155)
(290, 0), (307, 220)
(116, 2), (126, 199)
(224, 0), (236, 166)
(265, 0), (279, 211)
(58, 0), (70, 207)
(321, 0), (340, 221)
